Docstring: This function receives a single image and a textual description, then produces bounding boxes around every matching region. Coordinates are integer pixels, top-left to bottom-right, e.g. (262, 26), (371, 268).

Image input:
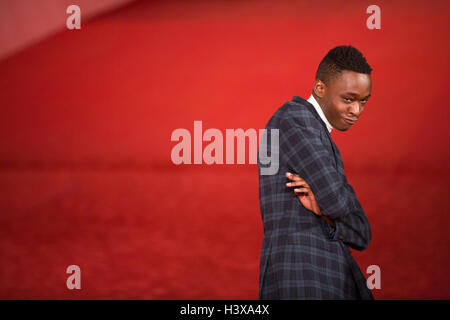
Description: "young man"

(258, 45), (373, 299)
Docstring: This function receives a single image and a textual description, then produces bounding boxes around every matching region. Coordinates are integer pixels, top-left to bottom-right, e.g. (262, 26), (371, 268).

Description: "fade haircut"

(316, 45), (372, 84)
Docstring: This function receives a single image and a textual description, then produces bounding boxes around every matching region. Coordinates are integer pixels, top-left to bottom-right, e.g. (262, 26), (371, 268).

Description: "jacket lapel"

(293, 96), (345, 176)
(330, 138), (345, 176)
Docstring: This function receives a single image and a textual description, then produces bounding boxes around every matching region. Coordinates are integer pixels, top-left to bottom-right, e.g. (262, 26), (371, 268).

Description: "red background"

(0, 0), (449, 299)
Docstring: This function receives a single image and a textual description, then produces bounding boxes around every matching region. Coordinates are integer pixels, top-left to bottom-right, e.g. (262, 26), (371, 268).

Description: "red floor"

(0, 0), (449, 299)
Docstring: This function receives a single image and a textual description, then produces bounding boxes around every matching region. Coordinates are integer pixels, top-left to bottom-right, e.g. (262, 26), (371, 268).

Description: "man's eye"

(344, 97), (352, 102)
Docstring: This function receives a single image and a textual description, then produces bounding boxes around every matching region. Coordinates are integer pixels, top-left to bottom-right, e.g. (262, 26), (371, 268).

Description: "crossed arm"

(279, 116), (371, 251)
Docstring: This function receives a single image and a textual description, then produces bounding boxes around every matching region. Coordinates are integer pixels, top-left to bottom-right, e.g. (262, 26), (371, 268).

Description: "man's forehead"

(331, 70), (372, 94)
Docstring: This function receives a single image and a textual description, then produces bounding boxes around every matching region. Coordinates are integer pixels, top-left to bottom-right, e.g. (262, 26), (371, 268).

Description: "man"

(258, 45), (373, 299)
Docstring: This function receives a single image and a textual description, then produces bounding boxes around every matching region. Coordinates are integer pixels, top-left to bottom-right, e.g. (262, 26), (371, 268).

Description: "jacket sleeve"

(325, 182), (372, 251)
(279, 115), (358, 220)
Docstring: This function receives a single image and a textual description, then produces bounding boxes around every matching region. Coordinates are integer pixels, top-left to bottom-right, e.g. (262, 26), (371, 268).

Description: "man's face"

(317, 70), (372, 131)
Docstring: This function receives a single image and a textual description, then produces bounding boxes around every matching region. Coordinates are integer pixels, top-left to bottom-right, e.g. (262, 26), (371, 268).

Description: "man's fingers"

(286, 181), (309, 188)
(285, 172), (306, 182)
(286, 172), (301, 179)
(294, 186), (309, 193)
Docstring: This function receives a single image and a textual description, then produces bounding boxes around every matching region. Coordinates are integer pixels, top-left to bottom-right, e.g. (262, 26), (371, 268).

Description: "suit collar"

(307, 95), (333, 133)
(291, 96), (344, 173)
(291, 96), (330, 133)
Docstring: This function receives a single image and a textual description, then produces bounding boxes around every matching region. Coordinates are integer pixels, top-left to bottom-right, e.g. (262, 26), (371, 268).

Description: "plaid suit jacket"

(258, 96), (373, 300)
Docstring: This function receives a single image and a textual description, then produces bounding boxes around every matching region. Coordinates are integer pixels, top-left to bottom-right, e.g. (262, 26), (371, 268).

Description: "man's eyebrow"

(343, 92), (372, 99)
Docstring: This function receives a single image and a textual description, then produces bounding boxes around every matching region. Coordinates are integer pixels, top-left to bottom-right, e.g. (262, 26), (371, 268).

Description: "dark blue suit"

(258, 96), (373, 299)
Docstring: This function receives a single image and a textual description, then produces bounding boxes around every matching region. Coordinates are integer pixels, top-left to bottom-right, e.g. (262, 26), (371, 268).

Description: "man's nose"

(348, 102), (362, 117)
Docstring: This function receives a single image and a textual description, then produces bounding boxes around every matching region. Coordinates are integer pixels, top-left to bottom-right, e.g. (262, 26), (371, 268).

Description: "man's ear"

(313, 79), (326, 98)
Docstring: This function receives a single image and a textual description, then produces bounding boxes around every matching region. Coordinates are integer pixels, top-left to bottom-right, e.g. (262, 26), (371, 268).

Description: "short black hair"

(316, 45), (372, 84)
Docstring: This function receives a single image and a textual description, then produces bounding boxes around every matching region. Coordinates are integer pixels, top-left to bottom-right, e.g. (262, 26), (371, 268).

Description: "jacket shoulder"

(277, 99), (322, 135)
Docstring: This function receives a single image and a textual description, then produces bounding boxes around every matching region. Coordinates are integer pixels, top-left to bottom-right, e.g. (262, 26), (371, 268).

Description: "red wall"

(0, 0), (135, 60)
(0, 0), (449, 299)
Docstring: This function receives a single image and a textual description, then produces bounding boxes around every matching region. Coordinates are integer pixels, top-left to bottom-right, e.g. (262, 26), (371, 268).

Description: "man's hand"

(285, 172), (321, 215)
(285, 172), (336, 227)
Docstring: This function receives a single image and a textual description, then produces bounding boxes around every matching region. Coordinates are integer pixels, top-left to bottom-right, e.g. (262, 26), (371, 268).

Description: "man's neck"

(308, 93), (334, 133)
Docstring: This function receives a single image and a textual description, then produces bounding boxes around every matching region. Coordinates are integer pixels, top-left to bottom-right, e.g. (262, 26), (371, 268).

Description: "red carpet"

(0, 0), (449, 299)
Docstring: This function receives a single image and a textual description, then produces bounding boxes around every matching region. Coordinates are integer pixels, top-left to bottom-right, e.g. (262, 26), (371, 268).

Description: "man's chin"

(334, 125), (351, 132)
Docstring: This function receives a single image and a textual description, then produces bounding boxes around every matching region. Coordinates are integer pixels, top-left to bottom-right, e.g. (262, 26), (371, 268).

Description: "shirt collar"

(307, 94), (333, 133)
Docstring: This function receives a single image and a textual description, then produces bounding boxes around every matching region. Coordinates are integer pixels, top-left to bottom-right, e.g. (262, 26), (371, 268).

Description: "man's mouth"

(343, 117), (357, 125)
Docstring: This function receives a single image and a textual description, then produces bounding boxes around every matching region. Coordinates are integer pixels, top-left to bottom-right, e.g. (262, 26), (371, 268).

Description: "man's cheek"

(335, 104), (348, 117)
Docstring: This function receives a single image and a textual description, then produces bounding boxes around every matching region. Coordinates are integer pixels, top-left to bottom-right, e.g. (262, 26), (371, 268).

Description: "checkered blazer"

(258, 96), (373, 300)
